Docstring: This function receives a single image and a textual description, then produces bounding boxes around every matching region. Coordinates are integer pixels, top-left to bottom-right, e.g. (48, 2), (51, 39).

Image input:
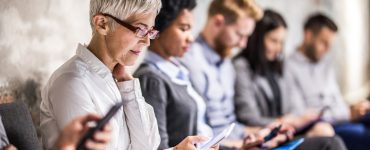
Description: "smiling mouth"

(130, 50), (141, 55)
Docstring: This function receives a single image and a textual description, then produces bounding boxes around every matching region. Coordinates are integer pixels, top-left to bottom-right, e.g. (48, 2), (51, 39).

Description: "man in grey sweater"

(284, 13), (370, 149)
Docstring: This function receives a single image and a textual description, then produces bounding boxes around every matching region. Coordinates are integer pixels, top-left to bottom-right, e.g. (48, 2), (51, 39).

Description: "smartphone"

(264, 124), (282, 142)
(76, 102), (124, 150)
(199, 123), (235, 150)
(294, 106), (329, 136)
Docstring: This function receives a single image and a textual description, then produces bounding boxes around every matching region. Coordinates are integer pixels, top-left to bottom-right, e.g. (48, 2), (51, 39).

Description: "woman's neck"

(149, 40), (171, 61)
(87, 36), (117, 72)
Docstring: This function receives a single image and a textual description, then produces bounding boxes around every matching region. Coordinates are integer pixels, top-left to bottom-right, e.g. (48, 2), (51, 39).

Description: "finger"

(93, 130), (112, 143)
(186, 135), (209, 144)
(79, 114), (101, 125)
(113, 64), (125, 75)
(244, 139), (264, 149)
(210, 144), (219, 150)
(85, 139), (107, 150)
(102, 123), (113, 132)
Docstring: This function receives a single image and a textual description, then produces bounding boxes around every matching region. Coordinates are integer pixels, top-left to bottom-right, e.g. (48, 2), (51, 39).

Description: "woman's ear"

(92, 15), (110, 35)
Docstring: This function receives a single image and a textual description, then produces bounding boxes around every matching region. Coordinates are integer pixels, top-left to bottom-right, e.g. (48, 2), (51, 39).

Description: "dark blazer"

(134, 64), (197, 149)
(233, 57), (293, 126)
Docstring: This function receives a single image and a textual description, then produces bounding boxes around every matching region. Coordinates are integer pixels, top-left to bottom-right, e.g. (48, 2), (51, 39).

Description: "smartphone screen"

(199, 123), (235, 150)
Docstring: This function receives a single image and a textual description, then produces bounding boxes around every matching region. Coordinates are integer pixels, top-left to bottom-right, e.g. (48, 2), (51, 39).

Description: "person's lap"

(296, 136), (347, 150)
(334, 121), (370, 150)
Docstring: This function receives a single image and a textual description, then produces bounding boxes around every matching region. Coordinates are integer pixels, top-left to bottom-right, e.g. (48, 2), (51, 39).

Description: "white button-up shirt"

(40, 44), (160, 150)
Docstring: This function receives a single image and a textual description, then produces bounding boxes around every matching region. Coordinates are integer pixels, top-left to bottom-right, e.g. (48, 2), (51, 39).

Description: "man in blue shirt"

(181, 0), (263, 146)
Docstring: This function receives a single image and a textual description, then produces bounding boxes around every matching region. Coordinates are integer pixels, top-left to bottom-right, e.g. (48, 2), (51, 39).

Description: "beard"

(214, 34), (232, 59)
(304, 44), (319, 63)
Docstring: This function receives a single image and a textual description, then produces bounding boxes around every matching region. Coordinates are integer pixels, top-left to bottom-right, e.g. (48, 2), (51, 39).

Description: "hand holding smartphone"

(76, 102), (124, 150)
(294, 106), (329, 136)
(264, 124), (282, 142)
(199, 123), (235, 150)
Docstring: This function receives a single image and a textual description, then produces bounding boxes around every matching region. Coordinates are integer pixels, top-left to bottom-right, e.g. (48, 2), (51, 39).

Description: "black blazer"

(134, 64), (197, 149)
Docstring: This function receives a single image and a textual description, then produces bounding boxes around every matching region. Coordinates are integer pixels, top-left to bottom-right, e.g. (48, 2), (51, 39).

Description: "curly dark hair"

(155, 0), (197, 33)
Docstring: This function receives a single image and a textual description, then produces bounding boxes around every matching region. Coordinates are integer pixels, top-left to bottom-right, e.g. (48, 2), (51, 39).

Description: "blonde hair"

(208, 0), (263, 24)
(89, 0), (162, 31)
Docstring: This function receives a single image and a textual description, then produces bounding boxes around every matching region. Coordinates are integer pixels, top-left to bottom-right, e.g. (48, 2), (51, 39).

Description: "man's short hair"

(155, 0), (197, 32)
(208, 0), (263, 24)
(89, 0), (162, 31)
(304, 13), (338, 34)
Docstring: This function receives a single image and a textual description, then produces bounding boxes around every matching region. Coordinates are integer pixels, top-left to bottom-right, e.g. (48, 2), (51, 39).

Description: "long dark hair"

(237, 9), (287, 76)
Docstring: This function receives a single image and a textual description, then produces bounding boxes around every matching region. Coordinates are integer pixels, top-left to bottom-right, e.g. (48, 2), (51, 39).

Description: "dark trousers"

(334, 115), (370, 150)
(297, 136), (347, 150)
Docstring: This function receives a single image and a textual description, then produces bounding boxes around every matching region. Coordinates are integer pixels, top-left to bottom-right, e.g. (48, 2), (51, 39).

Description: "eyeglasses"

(101, 13), (159, 40)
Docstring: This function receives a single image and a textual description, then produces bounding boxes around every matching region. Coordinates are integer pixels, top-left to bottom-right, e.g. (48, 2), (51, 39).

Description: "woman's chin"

(123, 60), (136, 66)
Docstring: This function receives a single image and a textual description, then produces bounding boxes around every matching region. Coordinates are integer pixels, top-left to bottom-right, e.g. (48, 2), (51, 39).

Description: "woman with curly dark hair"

(134, 0), (217, 149)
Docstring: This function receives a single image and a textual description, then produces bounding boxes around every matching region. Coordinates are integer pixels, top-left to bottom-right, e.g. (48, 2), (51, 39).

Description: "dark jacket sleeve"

(138, 74), (170, 149)
(233, 58), (275, 126)
(0, 116), (9, 149)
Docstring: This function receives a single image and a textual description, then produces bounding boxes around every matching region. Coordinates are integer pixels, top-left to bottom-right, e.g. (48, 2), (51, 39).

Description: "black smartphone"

(76, 102), (124, 150)
(264, 124), (282, 142)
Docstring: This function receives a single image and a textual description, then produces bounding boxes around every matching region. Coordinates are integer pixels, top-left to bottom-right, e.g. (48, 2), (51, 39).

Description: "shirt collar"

(144, 50), (189, 82)
(76, 43), (111, 78)
(196, 36), (223, 67)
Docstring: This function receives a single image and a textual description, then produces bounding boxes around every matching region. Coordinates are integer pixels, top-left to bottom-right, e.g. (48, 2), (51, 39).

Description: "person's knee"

(306, 122), (335, 137)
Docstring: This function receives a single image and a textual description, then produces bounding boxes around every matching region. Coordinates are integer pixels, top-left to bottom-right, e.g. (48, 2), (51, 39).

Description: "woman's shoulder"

(233, 57), (253, 74)
(134, 64), (170, 86)
(47, 56), (90, 87)
(233, 56), (251, 68)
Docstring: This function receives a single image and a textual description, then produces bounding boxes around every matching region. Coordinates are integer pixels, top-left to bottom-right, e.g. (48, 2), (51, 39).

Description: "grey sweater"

(233, 58), (293, 126)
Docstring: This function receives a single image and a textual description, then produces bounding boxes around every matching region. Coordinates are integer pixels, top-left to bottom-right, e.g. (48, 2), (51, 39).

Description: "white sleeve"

(43, 73), (96, 148)
(117, 78), (160, 150)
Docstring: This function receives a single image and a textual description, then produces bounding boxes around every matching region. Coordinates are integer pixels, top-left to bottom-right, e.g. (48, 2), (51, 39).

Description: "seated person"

(233, 9), (334, 137)
(181, 0), (346, 150)
(1, 114), (112, 150)
(40, 0), (216, 149)
(134, 0), (215, 149)
(135, 0), (289, 149)
(284, 13), (370, 150)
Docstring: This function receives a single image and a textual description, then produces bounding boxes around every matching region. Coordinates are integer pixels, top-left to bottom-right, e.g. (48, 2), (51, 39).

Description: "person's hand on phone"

(173, 136), (219, 150)
(239, 134), (263, 150)
(241, 124), (295, 150)
(53, 114), (112, 150)
(280, 111), (319, 129)
(113, 63), (134, 82)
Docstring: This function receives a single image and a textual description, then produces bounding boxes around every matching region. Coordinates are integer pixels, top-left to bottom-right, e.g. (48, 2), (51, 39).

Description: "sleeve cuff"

(117, 78), (143, 103)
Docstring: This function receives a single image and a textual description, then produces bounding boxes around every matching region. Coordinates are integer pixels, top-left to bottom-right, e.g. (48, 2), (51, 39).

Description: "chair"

(0, 101), (41, 150)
